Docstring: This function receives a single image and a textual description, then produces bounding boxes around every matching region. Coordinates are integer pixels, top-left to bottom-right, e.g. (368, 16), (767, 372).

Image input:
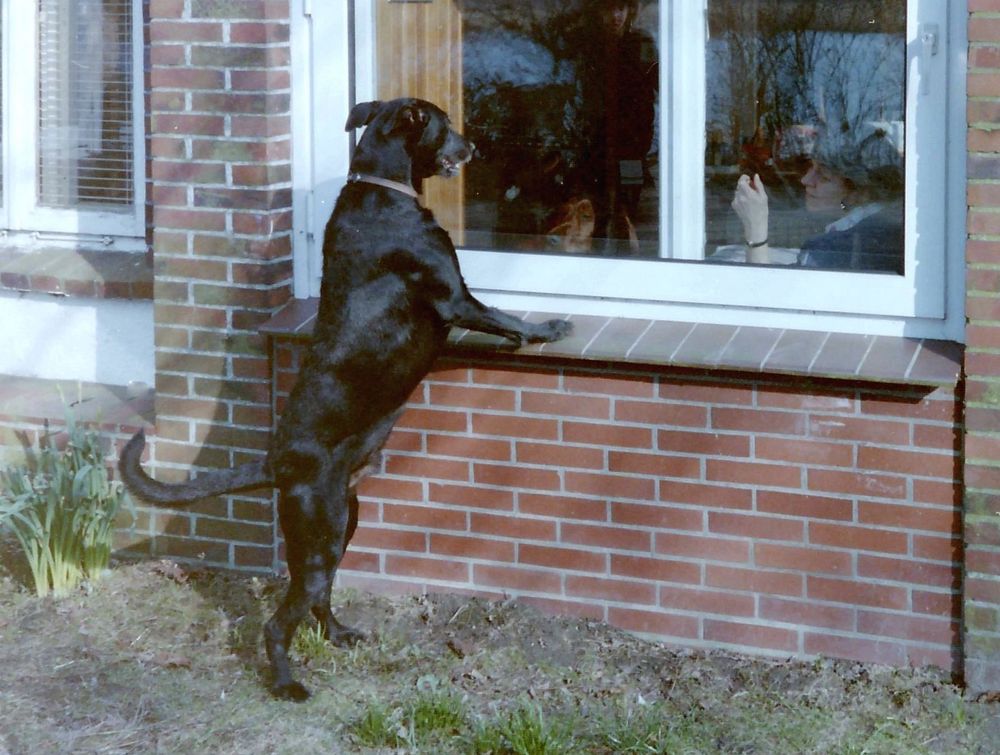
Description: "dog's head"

(346, 98), (473, 181)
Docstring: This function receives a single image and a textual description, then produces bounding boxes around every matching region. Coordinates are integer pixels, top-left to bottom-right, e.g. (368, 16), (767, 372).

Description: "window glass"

(373, 0), (907, 275)
(705, 1), (906, 274)
(37, 0), (134, 209)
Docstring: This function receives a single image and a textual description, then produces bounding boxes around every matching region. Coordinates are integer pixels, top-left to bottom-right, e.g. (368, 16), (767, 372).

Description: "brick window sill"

(261, 298), (963, 387)
(0, 247), (153, 301)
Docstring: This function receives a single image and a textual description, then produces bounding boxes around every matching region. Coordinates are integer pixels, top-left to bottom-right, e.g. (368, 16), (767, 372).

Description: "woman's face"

(801, 161), (850, 213)
(602, 4), (631, 35)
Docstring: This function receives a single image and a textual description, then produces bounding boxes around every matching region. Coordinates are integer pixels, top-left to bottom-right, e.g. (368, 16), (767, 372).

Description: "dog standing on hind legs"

(119, 98), (573, 701)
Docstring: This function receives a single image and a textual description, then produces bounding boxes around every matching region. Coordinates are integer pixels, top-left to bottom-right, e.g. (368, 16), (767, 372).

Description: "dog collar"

(347, 173), (419, 199)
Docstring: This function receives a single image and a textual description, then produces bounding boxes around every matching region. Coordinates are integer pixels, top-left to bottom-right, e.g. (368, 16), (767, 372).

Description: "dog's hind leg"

(265, 471), (350, 701)
(310, 489), (366, 645)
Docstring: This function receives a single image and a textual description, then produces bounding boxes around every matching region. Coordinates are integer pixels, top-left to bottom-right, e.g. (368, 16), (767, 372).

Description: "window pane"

(705, 2), (906, 274)
(37, 0), (134, 209)
(375, 0), (660, 258)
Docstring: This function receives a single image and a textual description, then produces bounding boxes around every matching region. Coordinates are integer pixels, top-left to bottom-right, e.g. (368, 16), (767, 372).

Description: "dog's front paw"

(527, 318), (573, 344)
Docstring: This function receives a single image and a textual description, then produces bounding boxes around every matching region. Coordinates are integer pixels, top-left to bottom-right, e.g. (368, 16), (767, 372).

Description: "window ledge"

(261, 298), (963, 387)
(0, 247), (152, 301)
(0, 376), (154, 430)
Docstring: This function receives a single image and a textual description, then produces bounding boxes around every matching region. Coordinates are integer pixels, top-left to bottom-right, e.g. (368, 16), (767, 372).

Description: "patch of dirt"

(0, 554), (997, 754)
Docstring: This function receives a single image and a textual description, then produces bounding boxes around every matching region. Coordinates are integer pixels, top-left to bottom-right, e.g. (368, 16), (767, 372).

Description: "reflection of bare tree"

(708, 0), (905, 176)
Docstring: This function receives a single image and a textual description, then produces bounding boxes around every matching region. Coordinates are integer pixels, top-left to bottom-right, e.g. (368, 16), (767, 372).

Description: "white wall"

(0, 291), (154, 386)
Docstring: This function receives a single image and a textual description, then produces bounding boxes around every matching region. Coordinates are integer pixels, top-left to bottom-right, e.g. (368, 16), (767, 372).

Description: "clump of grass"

(0, 404), (131, 597)
(350, 682), (469, 750)
(471, 700), (578, 755)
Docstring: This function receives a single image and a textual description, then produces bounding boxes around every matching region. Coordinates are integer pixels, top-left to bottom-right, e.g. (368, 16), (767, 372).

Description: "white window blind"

(37, 0), (134, 210)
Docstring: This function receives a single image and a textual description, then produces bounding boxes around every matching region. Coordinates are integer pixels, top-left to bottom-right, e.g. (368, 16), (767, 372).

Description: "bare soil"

(0, 552), (997, 754)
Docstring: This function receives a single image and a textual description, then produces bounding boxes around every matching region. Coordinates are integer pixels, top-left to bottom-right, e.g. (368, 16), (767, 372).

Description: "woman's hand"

(731, 173), (769, 247)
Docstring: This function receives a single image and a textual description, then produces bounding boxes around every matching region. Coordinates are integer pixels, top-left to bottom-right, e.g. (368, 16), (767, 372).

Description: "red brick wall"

(274, 342), (963, 672)
(965, 0), (1000, 694)
(134, 0), (292, 570)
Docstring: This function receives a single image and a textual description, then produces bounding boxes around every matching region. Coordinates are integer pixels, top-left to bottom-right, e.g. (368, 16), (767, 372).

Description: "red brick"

(615, 400), (708, 428)
(470, 513), (556, 542)
(706, 565), (803, 597)
(517, 441), (605, 469)
(612, 502), (703, 531)
(704, 619), (798, 652)
(427, 483), (514, 512)
(475, 463), (561, 491)
(657, 430), (750, 457)
(608, 450), (701, 478)
(858, 503), (959, 534)
(351, 527), (426, 553)
(429, 534), (515, 563)
(912, 479), (961, 507)
(386, 555), (469, 583)
(658, 380), (753, 406)
(427, 434), (512, 462)
(857, 611), (959, 646)
(608, 607), (699, 639)
(858, 555), (959, 589)
(706, 459), (802, 489)
(913, 590), (960, 617)
(808, 415), (909, 445)
(712, 408), (807, 435)
(563, 420), (653, 449)
(566, 471), (655, 500)
(756, 437), (854, 467)
(659, 586), (755, 617)
(397, 407), (467, 433)
(857, 447), (956, 480)
(655, 533), (751, 563)
(807, 576), (908, 610)
(757, 387), (855, 412)
(522, 391), (611, 420)
(759, 597), (854, 630)
(913, 535), (962, 563)
(709, 512), (805, 542)
(610, 554), (701, 584)
(385, 455), (470, 482)
(809, 522), (909, 554)
(860, 392), (957, 423)
(564, 373), (655, 398)
(967, 548), (1000, 574)
(756, 491), (853, 521)
(337, 550), (379, 573)
(659, 480), (752, 510)
(754, 543), (852, 575)
(520, 544), (607, 573)
(566, 576), (656, 605)
(807, 469), (906, 499)
(382, 504), (466, 531)
(560, 522), (651, 552)
(428, 384), (516, 412)
(471, 412), (557, 440)
(519, 493), (608, 522)
(805, 633), (906, 666)
(469, 366), (558, 390)
(474, 564), (562, 593)
(358, 476), (423, 503)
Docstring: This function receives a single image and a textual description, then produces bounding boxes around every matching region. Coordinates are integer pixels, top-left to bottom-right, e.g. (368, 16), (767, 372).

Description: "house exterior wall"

(131, 0), (293, 568)
(0, 0), (996, 694)
(964, 0), (1000, 694)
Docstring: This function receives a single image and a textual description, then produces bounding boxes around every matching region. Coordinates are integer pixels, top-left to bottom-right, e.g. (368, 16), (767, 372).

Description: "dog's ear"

(385, 103), (430, 135)
(345, 101), (382, 131)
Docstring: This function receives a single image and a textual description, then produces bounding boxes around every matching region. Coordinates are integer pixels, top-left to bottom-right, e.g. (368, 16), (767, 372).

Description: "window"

(295, 1), (964, 340)
(1, 0), (145, 245)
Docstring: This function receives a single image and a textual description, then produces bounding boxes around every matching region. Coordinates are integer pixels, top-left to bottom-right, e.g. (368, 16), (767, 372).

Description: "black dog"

(120, 98), (572, 700)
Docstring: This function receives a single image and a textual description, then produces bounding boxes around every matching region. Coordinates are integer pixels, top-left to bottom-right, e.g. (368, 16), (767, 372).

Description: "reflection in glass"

(464, 0), (660, 257)
(706, 2), (906, 274)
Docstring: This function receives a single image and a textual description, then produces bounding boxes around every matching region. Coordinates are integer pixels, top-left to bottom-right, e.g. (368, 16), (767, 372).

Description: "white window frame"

(293, 0), (966, 342)
(0, 0), (146, 246)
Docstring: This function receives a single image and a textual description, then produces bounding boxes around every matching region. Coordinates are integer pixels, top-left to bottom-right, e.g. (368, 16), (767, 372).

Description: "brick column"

(146, 0), (292, 570)
(964, 3), (1000, 695)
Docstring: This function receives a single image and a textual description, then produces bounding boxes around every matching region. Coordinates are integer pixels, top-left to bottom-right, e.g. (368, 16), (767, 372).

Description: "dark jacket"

(797, 207), (903, 274)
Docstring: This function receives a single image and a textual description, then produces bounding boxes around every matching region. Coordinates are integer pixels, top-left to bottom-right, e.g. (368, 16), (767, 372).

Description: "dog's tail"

(118, 429), (271, 505)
